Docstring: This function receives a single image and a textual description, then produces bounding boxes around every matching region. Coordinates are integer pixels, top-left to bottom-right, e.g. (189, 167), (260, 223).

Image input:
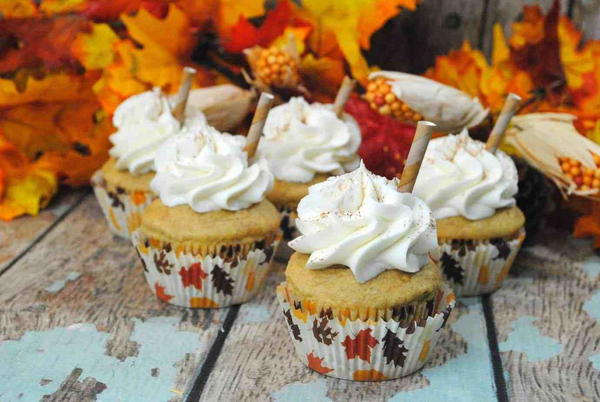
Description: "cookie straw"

(485, 93), (521, 153)
(245, 92), (275, 159)
(171, 67), (196, 123)
(332, 76), (356, 117)
(398, 121), (436, 193)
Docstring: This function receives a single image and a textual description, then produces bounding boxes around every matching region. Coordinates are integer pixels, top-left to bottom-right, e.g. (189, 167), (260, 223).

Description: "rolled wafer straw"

(171, 66), (196, 123)
(485, 93), (521, 153)
(332, 76), (356, 117)
(245, 92), (275, 159)
(398, 121), (437, 193)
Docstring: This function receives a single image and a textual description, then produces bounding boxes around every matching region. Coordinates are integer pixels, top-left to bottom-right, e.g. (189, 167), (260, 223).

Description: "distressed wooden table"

(1, 189), (599, 402)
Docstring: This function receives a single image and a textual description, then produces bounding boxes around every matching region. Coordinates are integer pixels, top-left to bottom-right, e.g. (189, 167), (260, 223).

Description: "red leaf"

(510, 0), (568, 106)
(345, 94), (415, 179)
(154, 283), (173, 302)
(0, 15), (89, 73)
(307, 352), (333, 374)
(178, 262), (208, 290)
(82, 0), (168, 22)
(341, 328), (379, 363)
(223, 0), (311, 53)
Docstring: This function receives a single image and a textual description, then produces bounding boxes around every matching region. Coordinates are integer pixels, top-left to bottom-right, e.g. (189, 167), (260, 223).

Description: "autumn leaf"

(302, 0), (419, 83)
(312, 317), (338, 345)
(0, 134), (57, 221)
(345, 93), (415, 179)
(307, 352), (333, 374)
(82, 0), (168, 21)
(341, 328), (379, 362)
(179, 262), (208, 290)
(300, 54), (345, 102)
(214, 0), (265, 38)
(283, 309), (302, 341)
(381, 329), (408, 367)
(0, 0), (38, 18)
(440, 252), (464, 285)
(211, 265), (234, 295)
(71, 23), (119, 70)
(154, 283), (173, 303)
(0, 15), (89, 74)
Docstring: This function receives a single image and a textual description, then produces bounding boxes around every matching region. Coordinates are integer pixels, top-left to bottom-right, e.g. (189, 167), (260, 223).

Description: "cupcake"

(413, 129), (526, 296)
(277, 163), (455, 380)
(132, 124), (281, 308)
(92, 88), (206, 239)
(256, 96), (361, 239)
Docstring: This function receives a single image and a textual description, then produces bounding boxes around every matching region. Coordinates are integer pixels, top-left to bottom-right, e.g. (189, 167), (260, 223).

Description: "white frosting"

(109, 88), (206, 175)
(257, 97), (361, 183)
(151, 124), (273, 213)
(413, 129), (518, 220)
(370, 71), (489, 132)
(289, 163), (437, 283)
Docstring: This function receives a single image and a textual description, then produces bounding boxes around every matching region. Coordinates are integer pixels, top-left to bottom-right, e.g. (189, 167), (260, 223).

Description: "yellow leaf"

(0, 0), (37, 17)
(0, 73), (97, 107)
(216, 0), (265, 36)
(39, 0), (85, 15)
(0, 168), (57, 221)
(72, 23), (119, 70)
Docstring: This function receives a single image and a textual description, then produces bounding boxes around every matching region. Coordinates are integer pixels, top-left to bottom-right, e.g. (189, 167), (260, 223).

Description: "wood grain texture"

(198, 263), (496, 401)
(0, 188), (87, 273)
(367, 0), (486, 73)
(0, 196), (229, 401)
(492, 230), (600, 401)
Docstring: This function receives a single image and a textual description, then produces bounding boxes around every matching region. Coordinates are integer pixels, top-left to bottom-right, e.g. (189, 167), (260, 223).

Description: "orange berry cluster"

(363, 77), (423, 122)
(559, 153), (600, 191)
(255, 46), (299, 88)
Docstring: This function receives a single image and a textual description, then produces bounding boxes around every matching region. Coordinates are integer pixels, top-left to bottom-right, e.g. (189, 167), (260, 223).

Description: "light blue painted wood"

(0, 316), (206, 401)
(388, 298), (497, 402)
(498, 316), (563, 362)
(44, 272), (81, 293)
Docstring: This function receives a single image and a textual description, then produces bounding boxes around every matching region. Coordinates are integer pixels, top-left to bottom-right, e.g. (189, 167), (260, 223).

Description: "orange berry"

(584, 176), (593, 185)
(593, 179), (600, 189)
(561, 162), (570, 172)
(380, 83), (391, 92)
(391, 101), (401, 111)
(584, 167), (595, 176)
(413, 113), (423, 121)
(574, 176), (583, 186)
(570, 166), (581, 176)
(384, 93), (396, 104)
(595, 170), (600, 179)
(401, 103), (410, 112)
(582, 185), (591, 191)
(571, 159), (581, 167)
(379, 105), (391, 115)
(367, 82), (377, 92)
(364, 92), (375, 102)
(374, 95), (385, 106)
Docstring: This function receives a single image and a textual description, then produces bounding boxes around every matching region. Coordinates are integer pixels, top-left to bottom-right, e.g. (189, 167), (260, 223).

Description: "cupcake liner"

(276, 204), (299, 240)
(438, 228), (526, 296)
(91, 170), (155, 239)
(276, 283), (456, 381)
(132, 230), (280, 308)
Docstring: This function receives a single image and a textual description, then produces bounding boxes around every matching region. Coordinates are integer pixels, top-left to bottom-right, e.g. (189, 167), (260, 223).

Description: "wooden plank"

(571, 0), (600, 39)
(367, 0), (486, 74)
(0, 197), (229, 402)
(198, 262), (500, 401)
(492, 231), (600, 401)
(480, 0), (571, 56)
(0, 188), (87, 274)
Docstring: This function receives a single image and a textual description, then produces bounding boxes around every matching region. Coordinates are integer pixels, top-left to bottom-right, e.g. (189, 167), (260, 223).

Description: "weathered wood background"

(2, 0), (600, 401)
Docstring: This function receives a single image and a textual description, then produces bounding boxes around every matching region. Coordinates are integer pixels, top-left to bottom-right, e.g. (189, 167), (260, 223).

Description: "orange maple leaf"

(341, 328), (379, 363)
(179, 262), (208, 290)
(306, 352), (333, 374)
(154, 283), (174, 303)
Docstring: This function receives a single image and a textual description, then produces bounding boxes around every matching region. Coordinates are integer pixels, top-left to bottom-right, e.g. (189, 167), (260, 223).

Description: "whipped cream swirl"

(289, 163), (437, 283)
(257, 97), (361, 183)
(151, 124), (273, 213)
(413, 129), (518, 220)
(109, 88), (206, 175)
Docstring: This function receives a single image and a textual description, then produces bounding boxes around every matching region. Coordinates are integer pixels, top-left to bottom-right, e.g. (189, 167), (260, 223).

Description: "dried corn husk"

(185, 85), (253, 132)
(369, 71), (489, 132)
(506, 113), (600, 198)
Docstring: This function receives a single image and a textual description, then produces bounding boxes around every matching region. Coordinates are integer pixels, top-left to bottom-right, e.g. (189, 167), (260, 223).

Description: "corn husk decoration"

(184, 84), (254, 132)
(506, 113), (600, 199)
(366, 71), (489, 132)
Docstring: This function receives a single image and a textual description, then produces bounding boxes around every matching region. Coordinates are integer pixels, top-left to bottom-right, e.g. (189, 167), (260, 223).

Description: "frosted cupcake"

(92, 88), (206, 239)
(256, 96), (361, 239)
(277, 163), (455, 380)
(413, 129), (525, 296)
(132, 124), (281, 308)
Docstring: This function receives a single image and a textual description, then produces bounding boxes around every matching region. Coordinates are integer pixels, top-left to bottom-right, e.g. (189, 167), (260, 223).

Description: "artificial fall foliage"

(0, 0), (417, 220)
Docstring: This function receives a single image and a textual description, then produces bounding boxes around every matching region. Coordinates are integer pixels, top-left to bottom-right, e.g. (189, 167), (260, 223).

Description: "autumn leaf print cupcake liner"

(276, 283), (456, 381)
(91, 170), (155, 239)
(132, 230), (280, 308)
(438, 228), (526, 297)
(275, 204), (300, 241)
